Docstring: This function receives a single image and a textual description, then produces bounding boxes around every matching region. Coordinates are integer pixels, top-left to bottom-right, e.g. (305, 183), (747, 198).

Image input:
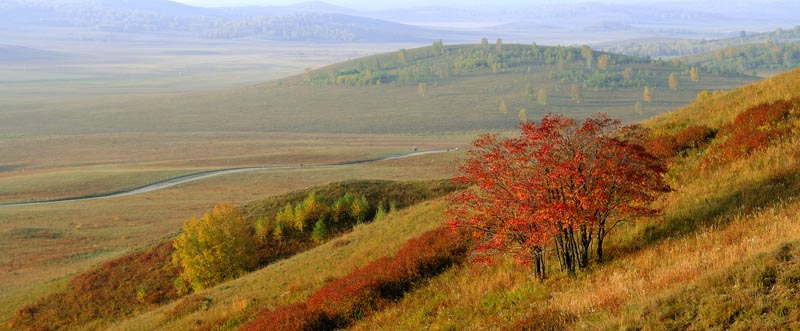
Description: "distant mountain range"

(0, 0), (798, 43)
(0, 0), (446, 42)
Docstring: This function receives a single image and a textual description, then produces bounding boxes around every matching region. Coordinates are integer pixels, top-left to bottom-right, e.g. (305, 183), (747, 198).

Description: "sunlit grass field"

(0, 42), (774, 328)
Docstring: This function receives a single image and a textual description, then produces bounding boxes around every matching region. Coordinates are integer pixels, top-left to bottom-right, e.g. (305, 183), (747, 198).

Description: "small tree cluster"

(447, 114), (669, 279)
(173, 203), (257, 293)
(240, 226), (468, 331)
(256, 192), (371, 246)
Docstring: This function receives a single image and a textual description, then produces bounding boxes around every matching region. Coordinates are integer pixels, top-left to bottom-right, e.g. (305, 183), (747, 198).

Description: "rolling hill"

(597, 27), (800, 59)
(0, 44), (68, 62)
(0, 43), (756, 138)
(0, 0), (446, 41)
(4, 68), (799, 331)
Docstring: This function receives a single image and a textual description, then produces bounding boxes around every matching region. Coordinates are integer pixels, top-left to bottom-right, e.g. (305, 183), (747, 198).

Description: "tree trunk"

(531, 246), (546, 280)
(596, 226), (606, 263)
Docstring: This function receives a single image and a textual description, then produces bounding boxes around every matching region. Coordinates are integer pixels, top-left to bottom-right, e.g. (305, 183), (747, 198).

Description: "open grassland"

(0, 28), (419, 105)
(0, 132), (469, 203)
(0, 168), (194, 204)
(0, 44), (756, 138)
(647, 67), (800, 133)
(0, 151), (462, 326)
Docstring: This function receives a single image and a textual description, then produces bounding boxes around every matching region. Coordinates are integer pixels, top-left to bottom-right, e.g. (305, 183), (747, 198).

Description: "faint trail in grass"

(0, 149), (456, 207)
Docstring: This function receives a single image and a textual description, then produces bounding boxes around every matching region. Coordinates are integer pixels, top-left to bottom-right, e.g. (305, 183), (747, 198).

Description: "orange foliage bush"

(674, 125), (716, 151)
(240, 227), (468, 331)
(703, 99), (798, 168)
(10, 241), (180, 331)
(644, 125), (715, 160)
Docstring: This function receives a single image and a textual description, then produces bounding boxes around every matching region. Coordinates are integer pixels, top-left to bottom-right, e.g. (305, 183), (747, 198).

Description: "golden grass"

(106, 200), (448, 331)
(345, 120), (800, 330)
(647, 67), (800, 134)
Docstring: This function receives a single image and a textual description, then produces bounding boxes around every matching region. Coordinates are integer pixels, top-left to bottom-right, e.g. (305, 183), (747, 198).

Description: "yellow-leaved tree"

(172, 203), (257, 294)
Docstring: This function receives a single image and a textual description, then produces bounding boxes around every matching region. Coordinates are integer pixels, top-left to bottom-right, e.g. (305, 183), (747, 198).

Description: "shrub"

(240, 226), (469, 331)
(703, 99), (798, 168)
(9, 241), (180, 331)
(674, 125), (715, 151)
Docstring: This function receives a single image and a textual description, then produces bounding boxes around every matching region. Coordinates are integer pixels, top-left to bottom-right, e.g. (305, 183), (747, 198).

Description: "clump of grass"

(620, 242), (800, 330)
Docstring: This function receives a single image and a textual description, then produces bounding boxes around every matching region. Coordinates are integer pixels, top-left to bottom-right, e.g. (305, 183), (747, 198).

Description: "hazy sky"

(173, 0), (652, 10)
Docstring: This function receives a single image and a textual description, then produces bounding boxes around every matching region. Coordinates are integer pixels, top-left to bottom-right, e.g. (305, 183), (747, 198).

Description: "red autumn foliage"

(242, 303), (322, 331)
(674, 125), (715, 151)
(644, 134), (678, 159)
(643, 125), (715, 160)
(240, 227), (468, 331)
(10, 241), (181, 331)
(447, 113), (669, 278)
(703, 99), (798, 169)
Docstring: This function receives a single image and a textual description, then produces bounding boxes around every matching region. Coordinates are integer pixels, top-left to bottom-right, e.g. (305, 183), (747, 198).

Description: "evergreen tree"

(311, 220), (328, 243)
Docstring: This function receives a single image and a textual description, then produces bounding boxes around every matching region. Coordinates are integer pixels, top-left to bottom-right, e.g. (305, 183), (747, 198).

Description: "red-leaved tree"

(447, 113), (669, 279)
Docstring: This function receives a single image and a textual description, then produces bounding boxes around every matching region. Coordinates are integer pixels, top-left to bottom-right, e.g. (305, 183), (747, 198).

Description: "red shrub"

(704, 99), (797, 168)
(674, 125), (715, 151)
(9, 241), (180, 331)
(240, 303), (321, 331)
(242, 226), (469, 331)
(644, 134), (678, 159)
(644, 125), (715, 160)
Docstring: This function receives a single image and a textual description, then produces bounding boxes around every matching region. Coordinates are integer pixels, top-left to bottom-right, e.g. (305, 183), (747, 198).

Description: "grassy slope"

(96, 72), (800, 330)
(106, 200), (449, 331)
(0, 47), (788, 330)
(340, 68), (800, 330)
(0, 152), (460, 327)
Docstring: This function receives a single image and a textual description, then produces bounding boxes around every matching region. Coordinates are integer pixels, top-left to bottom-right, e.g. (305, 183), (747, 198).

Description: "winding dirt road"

(0, 149), (455, 207)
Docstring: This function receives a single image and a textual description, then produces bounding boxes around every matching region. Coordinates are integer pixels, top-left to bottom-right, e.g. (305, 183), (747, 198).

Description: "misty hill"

(3, 0), (799, 45)
(219, 1), (355, 18)
(0, 43), (755, 138)
(0, 0), (442, 42)
(0, 44), (67, 62)
(599, 27), (800, 58)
